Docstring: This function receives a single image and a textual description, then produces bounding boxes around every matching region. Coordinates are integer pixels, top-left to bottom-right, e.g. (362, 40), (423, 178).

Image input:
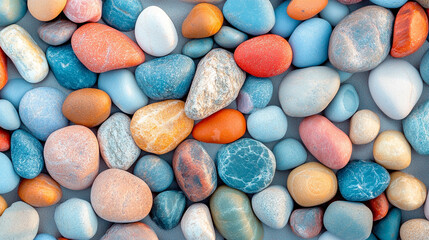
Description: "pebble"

(54, 198), (98, 240)
(28, 0), (66, 21)
(130, 100), (194, 154)
(183, 0), (224, 3)
(421, 49), (429, 85)
(279, 66), (340, 117)
(47, 44), (97, 90)
(217, 138), (276, 193)
(271, 1), (301, 38)
(192, 109), (246, 144)
(185, 48), (245, 120)
(325, 61), (354, 83)
(426, 192), (429, 220)
(287, 0), (328, 20)
(337, 160), (390, 201)
(370, 0), (407, 8)
(403, 100), (429, 154)
(287, 162), (337, 207)
(72, 23), (145, 73)
(349, 109), (380, 145)
(417, 0), (429, 7)
(151, 190), (186, 230)
(234, 34), (292, 78)
(0, 195), (5, 216)
(387, 171), (427, 211)
(35, 233), (56, 240)
(135, 54), (195, 100)
(251, 185), (294, 229)
(369, 59), (423, 120)
(214, 26), (248, 49)
(44, 125), (99, 190)
(19, 87), (68, 141)
(98, 113), (141, 170)
(182, 38), (213, 58)
(98, 69), (148, 114)
(400, 219), (429, 240)
(373, 130), (411, 170)
(0, 99), (20, 131)
(210, 186), (263, 240)
(0, 152), (20, 194)
(181, 203), (215, 240)
(0, 24), (49, 83)
(133, 155), (174, 193)
(91, 169), (153, 223)
(0, 47), (7, 90)
(101, 223), (158, 240)
(247, 106), (288, 142)
(320, 0), (349, 26)
(324, 84), (359, 122)
(0, 128), (9, 152)
(0, 0), (26, 27)
(63, 0), (102, 23)
(18, 173), (62, 207)
(373, 208), (401, 240)
(11, 129), (44, 179)
(367, 193), (389, 221)
(0, 78), (32, 109)
(329, 6), (394, 73)
(290, 207), (323, 239)
(236, 76), (273, 114)
(62, 88), (111, 127)
(289, 18), (332, 68)
(38, 19), (77, 46)
(102, 0), (143, 32)
(273, 138), (307, 171)
(318, 231), (343, 240)
(182, 3), (223, 38)
(135, 6), (178, 57)
(299, 115), (352, 169)
(0, 201), (39, 240)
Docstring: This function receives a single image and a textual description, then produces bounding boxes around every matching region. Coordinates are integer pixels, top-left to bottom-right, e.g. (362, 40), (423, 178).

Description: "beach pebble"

(421, 49), (429, 85)
(251, 185), (294, 229)
(0, 49), (9, 89)
(0, 152), (20, 194)
(367, 193), (389, 221)
(64, 0), (102, 23)
(0, 201), (39, 240)
(325, 61), (353, 83)
(400, 219), (429, 240)
(324, 84), (359, 122)
(54, 198), (98, 240)
(11, 130), (44, 179)
(181, 203), (215, 240)
(185, 48), (245, 120)
(19, 87), (68, 141)
(38, 19), (77, 46)
(300, 115), (352, 169)
(135, 54), (195, 100)
(373, 208), (401, 240)
(0, 128), (9, 152)
(214, 26), (248, 49)
(91, 169), (153, 223)
(273, 138), (307, 171)
(135, 6), (178, 57)
(101, 223), (158, 240)
(338, 0), (362, 3)
(403, 100), (429, 154)
(18, 173), (62, 207)
(102, 0), (143, 32)
(0, 195), (5, 216)
(417, 0), (429, 7)
(287, 0), (328, 20)
(426, 192), (429, 220)
(217, 138), (275, 193)
(247, 106), (288, 142)
(35, 233), (56, 240)
(329, 6), (394, 73)
(387, 171), (427, 211)
(287, 162), (337, 207)
(44, 125), (99, 190)
(370, 0), (407, 8)
(373, 130), (411, 170)
(290, 208), (323, 239)
(151, 190), (186, 230)
(133, 155), (174, 193)
(98, 113), (141, 170)
(0, 78), (32, 109)
(0, 0), (26, 27)
(182, 38), (213, 58)
(271, 1), (301, 38)
(210, 186), (263, 240)
(182, 3), (223, 38)
(349, 109), (380, 145)
(318, 231), (343, 240)
(28, 0), (66, 21)
(236, 76), (273, 114)
(320, 0), (349, 26)
(131, 100), (194, 154)
(0, 99), (20, 131)
(72, 23), (145, 73)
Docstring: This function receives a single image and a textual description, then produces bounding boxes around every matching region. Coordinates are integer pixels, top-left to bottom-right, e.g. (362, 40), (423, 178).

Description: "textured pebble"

(367, 192), (389, 221)
(181, 203), (215, 240)
(324, 84), (359, 122)
(18, 173), (62, 207)
(38, 19), (77, 46)
(133, 155), (174, 193)
(421, 49), (429, 85)
(214, 26), (248, 49)
(373, 130), (411, 170)
(0, 201), (39, 240)
(28, 0), (66, 21)
(0, 0), (26, 27)
(0, 99), (20, 131)
(271, 1), (301, 38)
(236, 76), (273, 114)
(182, 38), (213, 58)
(0, 78), (32, 109)
(182, 3), (223, 38)
(247, 106), (288, 142)
(102, 0), (143, 32)
(64, 0), (102, 23)
(373, 208), (401, 240)
(101, 223), (158, 240)
(0, 152), (20, 194)
(0, 128), (9, 152)
(386, 171), (427, 211)
(290, 207), (323, 239)
(11, 129), (44, 179)
(349, 109), (380, 145)
(403, 100), (429, 154)
(273, 138), (307, 171)
(400, 219), (429, 240)
(151, 190), (186, 230)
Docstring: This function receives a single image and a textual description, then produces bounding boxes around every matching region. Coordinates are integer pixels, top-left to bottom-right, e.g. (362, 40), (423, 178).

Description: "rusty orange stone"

(182, 3), (223, 38)
(0, 128), (10, 152)
(0, 195), (7, 216)
(287, 0), (328, 21)
(0, 47), (7, 90)
(391, 2), (428, 58)
(18, 173), (62, 207)
(366, 192), (389, 221)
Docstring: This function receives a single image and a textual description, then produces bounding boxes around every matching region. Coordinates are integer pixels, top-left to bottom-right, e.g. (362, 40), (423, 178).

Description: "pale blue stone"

(419, 49), (429, 85)
(151, 190), (186, 230)
(0, 152), (20, 194)
(247, 106), (288, 142)
(214, 26), (248, 49)
(0, 0), (26, 27)
(373, 208), (401, 240)
(370, 0), (407, 8)
(11, 129), (44, 179)
(0, 99), (20, 131)
(270, 0), (301, 38)
(403, 100), (429, 155)
(320, 0), (349, 26)
(273, 138), (307, 171)
(324, 84), (359, 122)
(34, 233), (56, 240)
(0, 78), (32, 108)
(102, 0), (143, 31)
(236, 76), (273, 114)
(133, 155), (174, 192)
(182, 38), (213, 58)
(325, 61), (353, 83)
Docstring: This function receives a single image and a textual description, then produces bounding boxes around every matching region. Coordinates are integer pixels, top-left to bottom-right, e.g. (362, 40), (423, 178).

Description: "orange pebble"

(287, 0), (328, 20)
(0, 47), (7, 90)
(391, 2), (428, 58)
(18, 173), (62, 207)
(28, 0), (67, 21)
(366, 192), (389, 221)
(0, 195), (7, 216)
(192, 109), (246, 144)
(182, 3), (223, 38)
(58, 238), (69, 240)
(0, 128), (10, 152)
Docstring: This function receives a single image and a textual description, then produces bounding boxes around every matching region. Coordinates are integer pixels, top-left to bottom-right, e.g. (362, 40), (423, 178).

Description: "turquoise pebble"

(151, 190), (186, 230)
(133, 155), (174, 193)
(289, 18), (332, 68)
(0, 78), (32, 109)
(102, 0), (143, 31)
(0, 99), (20, 131)
(0, 152), (20, 194)
(0, 0), (26, 27)
(247, 105), (288, 142)
(11, 129), (44, 179)
(373, 208), (401, 240)
(324, 84), (359, 122)
(98, 69), (148, 114)
(46, 44), (97, 90)
(34, 233), (56, 240)
(273, 138), (307, 171)
(320, 0), (349, 26)
(370, 0), (407, 8)
(366, 233), (378, 240)
(325, 61), (353, 83)
(214, 26), (248, 49)
(419, 49), (429, 85)
(236, 76), (273, 114)
(182, 38), (213, 58)
(270, 0), (301, 38)
(403, 100), (429, 155)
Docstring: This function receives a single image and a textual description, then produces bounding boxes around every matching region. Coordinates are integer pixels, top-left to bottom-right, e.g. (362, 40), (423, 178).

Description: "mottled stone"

(373, 208), (401, 240)
(367, 192), (389, 221)
(181, 203), (215, 240)
(11, 130), (44, 179)
(290, 208), (323, 239)
(386, 171), (427, 211)
(64, 0), (102, 23)
(403, 100), (429, 154)
(38, 19), (77, 46)
(349, 109), (380, 145)
(0, 0), (26, 27)
(0, 201), (39, 240)
(134, 155), (174, 193)
(102, 0), (143, 32)
(236, 76), (273, 114)
(373, 130), (411, 170)
(400, 219), (429, 240)
(101, 223), (158, 240)
(0, 152), (20, 194)
(151, 190), (186, 230)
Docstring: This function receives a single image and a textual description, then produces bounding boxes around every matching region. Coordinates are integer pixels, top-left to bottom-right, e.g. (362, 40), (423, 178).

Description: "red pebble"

(0, 47), (7, 90)
(234, 34), (292, 78)
(366, 192), (389, 221)
(0, 128), (10, 152)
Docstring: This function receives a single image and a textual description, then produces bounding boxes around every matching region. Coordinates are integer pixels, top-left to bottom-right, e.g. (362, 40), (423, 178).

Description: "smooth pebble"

(349, 109), (380, 145)
(182, 38), (213, 58)
(181, 203), (215, 240)
(320, 0), (349, 26)
(324, 84), (359, 122)
(0, 78), (32, 109)
(400, 219), (429, 240)
(0, 201), (39, 240)
(247, 106), (288, 142)
(133, 155), (174, 193)
(386, 171), (427, 211)
(151, 190), (186, 230)
(38, 19), (77, 46)
(214, 26), (248, 49)
(0, 152), (20, 194)
(0, 99), (20, 131)
(102, 0), (143, 32)
(273, 138), (307, 171)
(236, 76), (273, 114)
(270, 1), (301, 38)
(373, 130), (411, 170)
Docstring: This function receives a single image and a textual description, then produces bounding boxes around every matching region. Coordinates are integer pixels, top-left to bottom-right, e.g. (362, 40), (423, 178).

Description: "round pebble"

(0, 0), (26, 27)
(271, 0), (301, 38)
(101, 223), (158, 240)
(367, 192), (389, 221)
(290, 207), (323, 239)
(64, 0), (102, 23)
(0, 152), (20, 194)
(34, 233), (56, 240)
(420, 49), (429, 85)
(273, 138), (307, 171)
(320, 0), (349, 26)
(181, 203), (215, 240)
(11, 129), (44, 179)
(387, 171), (427, 211)
(214, 26), (248, 49)
(182, 38), (213, 58)
(38, 19), (77, 46)
(182, 3), (223, 38)
(102, 0), (143, 32)
(349, 109), (380, 145)
(324, 84), (359, 122)
(236, 76), (273, 114)
(318, 231), (343, 240)
(373, 130), (411, 170)
(0, 201), (39, 240)
(0, 99), (20, 131)
(151, 190), (186, 230)
(247, 105), (288, 142)
(133, 155), (174, 193)
(28, 0), (66, 22)
(400, 219), (429, 240)
(18, 173), (62, 207)
(0, 78), (32, 109)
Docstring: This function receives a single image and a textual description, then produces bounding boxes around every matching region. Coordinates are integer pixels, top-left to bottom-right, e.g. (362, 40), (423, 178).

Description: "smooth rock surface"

(236, 76), (273, 114)
(182, 38), (213, 58)
(247, 106), (288, 142)
(11, 129), (44, 179)
(181, 203), (215, 240)
(420, 48), (429, 85)
(214, 26), (248, 49)
(373, 130), (411, 170)
(320, 0), (349, 26)
(386, 171), (427, 211)
(370, 0), (407, 8)
(102, 0), (143, 32)
(0, 78), (32, 109)
(28, 0), (66, 21)
(290, 207), (323, 239)
(349, 109), (380, 145)
(0, 152), (20, 194)
(403, 100), (429, 154)
(38, 19), (77, 46)
(151, 190), (186, 230)
(367, 192), (389, 221)
(18, 173), (62, 207)
(0, 99), (20, 131)
(324, 84), (359, 122)
(133, 155), (174, 193)
(273, 138), (307, 171)
(373, 208), (401, 240)
(271, 1), (301, 38)
(182, 3), (223, 38)
(0, 201), (39, 240)
(287, 0), (328, 20)
(0, 0), (26, 27)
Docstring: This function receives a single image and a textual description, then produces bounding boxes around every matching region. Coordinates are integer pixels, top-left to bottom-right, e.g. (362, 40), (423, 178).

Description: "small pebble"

(290, 207), (323, 239)
(0, 152), (20, 194)
(370, 0), (407, 8)
(0, 195), (6, 216)
(101, 223), (158, 240)
(373, 208), (401, 240)
(324, 84), (359, 122)
(367, 192), (389, 221)
(426, 191), (429, 220)
(271, 0), (301, 38)
(28, 0), (66, 21)
(373, 130), (411, 170)
(349, 109), (380, 145)
(320, 0), (349, 26)
(0, 128), (9, 152)
(273, 138), (307, 171)
(400, 219), (429, 240)
(0, 99), (20, 131)
(34, 233), (56, 240)
(0, 201), (39, 240)
(386, 171), (427, 211)
(18, 173), (62, 207)
(11, 129), (44, 179)
(0, 0), (26, 27)
(182, 3), (223, 38)
(247, 105), (288, 142)
(0, 44), (8, 89)
(181, 203), (215, 240)
(102, 0), (143, 32)
(287, 0), (328, 20)
(214, 26), (248, 49)
(133, 155), (174, 193)
(236, 76), (273, 114)
(0, 78), (32, 109)
(151, 190), (186, 230)
(420, 49), (429, 85)
(318, 231), (343, 240)
(182, 38), (213, 58)
(63, 0), (102, 23)
(38, 19), (77, 46)
(403, 100), (429, 154)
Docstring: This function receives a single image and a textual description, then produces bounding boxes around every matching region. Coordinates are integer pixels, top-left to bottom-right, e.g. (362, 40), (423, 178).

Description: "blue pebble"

(236, 76), (273, 114)
(133, 155), (174, 192)
(289, 18), (332, 68)
(370, 0), (407, 8)
(273, 138), (307, 171)
(214, 26), (248, 49)
(0, 78), (32, 109)
(98, 69), (148, 114)
(247, 106), (288, 142)
(403, 100), (429, 155)
(325, 61), (353, 83)
(337, 160), (390, 202)
(270, 0), (301, 38)
(366, 233), (378, 240)
(46, 44), (97, 90)
(0, 152), (20, 194)
(182, 38), (213, 58)
(320, 0), (349, 26)
(135, 54), (195, 100)
(11, 129), (44, 179)
(419, 49), (429, 85)
(0, 0), (26, 27)
(34, 233), (56, 240)
(151, 190), (186, 230)
(19, 87), (68, 141)
(373, 208), (401, 240)
(223, 0), (275, 35)
(0, 99), (20, 131)
(324, 84), (359, 122)
(102, 0), (143, 31)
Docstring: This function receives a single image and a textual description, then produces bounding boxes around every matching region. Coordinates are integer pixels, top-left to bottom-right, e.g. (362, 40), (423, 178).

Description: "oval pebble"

(271, 0), (301, 38)
(420, 49), (429, 85)
(403, 100), (429, 154)
(0, 152), (20, 194)
(28, 0), (66, 22)
(0, 0), (26, 27)
(0, 99), (20, 131)
(38, 19), (77, 46)
(182, 3), (223, 38)
(0, 201), (39, 240)
(0, 128), (10, 152)
(370, 0), (407, 8)
(101, 223), (158, 240)
(214, 26), (248, 49)
(151, 190), (186, 230)
(0, 78), (32, 109)
(236, 76), (273, 114)
(400, 219), (429, 240)
(349, 109), (380, 145)
(182, 38), (213, 58)
(11, 129), (44, 179)
(18, 173), (62, 208)
(134, 155), (173, 193)
(287, 0), (328, 20)
(247, 105), (288, 142)
(367, 192), (389, 221)
(273, 138), (307, 171)
(373, 130), (411, 170)
(181, 203), (215, 240)
(373, 207), (401, 240)
(102, 0), (143, 32)
(63, 0), (102, 23)
(324, 84), (359, 122)
(290, 207), (323, 239)
(320, 0), (349, 26)
(386, 171), (427, 211)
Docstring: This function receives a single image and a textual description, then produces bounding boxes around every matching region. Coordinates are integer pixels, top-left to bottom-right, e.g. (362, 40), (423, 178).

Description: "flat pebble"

(320, 0), (349, 26)
(0, 99), (20, 131)
(386, 171), (427, 211)
(271, 1), (301, 38)
(101, 223), (158, 240)
(324, 84), (359, 122)
(182, 3), (223, 38)
(18, 173), (62, 207)
(133, 155), (174, 193)
(28, 0), (66, 21)
(367, 192), (389, 221)
(102, 0), (143, 32)
(0, 152), (20, 194)
(151, 190), (186, 230)
(370, 0), (407, 8)
(373, 208), (401, 240)
(38, 19), (77, 46)
(273, 138), (307, 171)
(182, 38), (213, 58)
(0, 0), (26, 27)
(11, 129), (44, 179)
(373, 130), (411, 170)
(290, 207), (323, 239)
(236, 76), (272, 114)
(0, 78), (32, 109)
(247, 106), (288, 142)
(400, 219), (429, 240)
(403, 100), (429, 154)
(64, 0), (102, 23)
(181, 203), (215, 240)
(287, 0), (328, 20)
(349, 109), (380, 145)
(0, 201), (39, 240)
(214, 26), (248, 49)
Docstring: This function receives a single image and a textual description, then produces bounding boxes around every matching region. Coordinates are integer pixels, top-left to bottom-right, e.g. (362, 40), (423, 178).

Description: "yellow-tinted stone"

(400, 219), (429, 240)
(386, 171), (427, 211)
(349, 109), (380, 145)
(373, 130), (411, 170)
(0, 195), (6, 216)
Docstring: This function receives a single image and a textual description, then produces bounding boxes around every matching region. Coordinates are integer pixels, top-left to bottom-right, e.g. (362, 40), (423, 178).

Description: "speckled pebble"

(102, 0), (143, 32)
(403, 99), (429, 155)
(290, 207), (324, 239)
(273, 138), (307, 171)
(0, 201), (39, 240)
(214, 26), (248, 49)
(133, 155), (174, 193)
(11, 129), (44, 179)
(236, 76), (273, 114)
(101, 223), (158, 240)
(151, 190), (186, 230)
(181, 203), (216, 240)
(400, 219), (429, 240)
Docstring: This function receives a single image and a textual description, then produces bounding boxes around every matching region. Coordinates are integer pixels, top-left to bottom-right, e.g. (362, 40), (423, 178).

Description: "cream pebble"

(373, 130), (411, 170)
(400, 219), (429, 240)
(181, 203), (216, 240)
(386, 171), (427, 211)
(349, 109), (380, 145)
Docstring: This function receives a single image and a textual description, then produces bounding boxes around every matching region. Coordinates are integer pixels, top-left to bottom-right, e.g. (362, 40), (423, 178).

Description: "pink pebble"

(100, 222), (158, 240)
(38, 19), (77, 46)
(63, 0), (102, 23)
(290, 207), (324, 239)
